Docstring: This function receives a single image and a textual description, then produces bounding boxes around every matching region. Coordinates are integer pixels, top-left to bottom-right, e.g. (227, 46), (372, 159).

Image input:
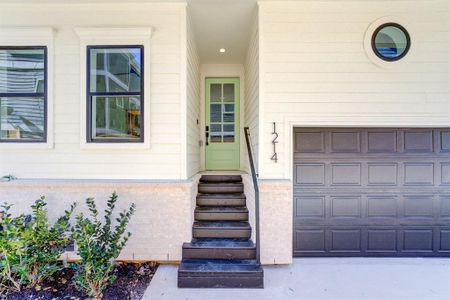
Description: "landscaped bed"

(6, 262), (158, 300)
(1, 193), (156, 300)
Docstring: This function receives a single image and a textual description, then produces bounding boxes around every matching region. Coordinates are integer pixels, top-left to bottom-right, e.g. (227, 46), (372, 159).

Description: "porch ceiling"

(188, 0), (256, 64)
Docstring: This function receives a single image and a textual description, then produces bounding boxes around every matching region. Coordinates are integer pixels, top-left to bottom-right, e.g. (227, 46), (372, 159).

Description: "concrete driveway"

(144, 258), (450, 300)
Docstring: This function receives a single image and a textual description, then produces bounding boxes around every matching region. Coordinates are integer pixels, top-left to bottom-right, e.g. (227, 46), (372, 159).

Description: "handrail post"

(244, 127), (260, 265)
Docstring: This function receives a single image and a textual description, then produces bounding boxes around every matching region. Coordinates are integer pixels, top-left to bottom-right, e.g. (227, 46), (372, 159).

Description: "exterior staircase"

(177, 174), (264, 288)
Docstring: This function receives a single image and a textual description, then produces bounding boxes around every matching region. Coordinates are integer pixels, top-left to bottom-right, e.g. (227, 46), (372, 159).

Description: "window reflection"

(88, 47), (143, 142)
(0, 48), (46, 142)
(92, 96), (141, 139)
(90, 48), (141, 93)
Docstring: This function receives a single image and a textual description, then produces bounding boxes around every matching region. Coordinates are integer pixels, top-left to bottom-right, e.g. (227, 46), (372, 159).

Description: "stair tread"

(193, 221), (251, 229)
(185, 239), (255, 248)
(197, 193), (246, 199)
(179, 259), (262, 274)
(199, 183), (243, 186)
(195, 207), (248, 212)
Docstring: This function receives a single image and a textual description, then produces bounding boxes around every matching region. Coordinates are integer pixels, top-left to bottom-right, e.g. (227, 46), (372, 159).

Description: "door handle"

(205, 126), (209, 146)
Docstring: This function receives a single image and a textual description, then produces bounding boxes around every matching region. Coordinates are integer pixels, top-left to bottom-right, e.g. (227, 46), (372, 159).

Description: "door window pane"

(223, 124), (234, 142)
(210, 104), (222, 122)
(210, 124), (222, 143)
(90, 48), (142, 93)
(91, 96), (141, 139)
(210, 84), (221, 102)
(0, 97), (45, 140)
(223, 83), (234, 102)
(223, 104), (234, 122)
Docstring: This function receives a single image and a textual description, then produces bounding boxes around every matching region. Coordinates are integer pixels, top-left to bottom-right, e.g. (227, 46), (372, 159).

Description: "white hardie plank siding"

(186, 12), (201, 178)
(0, 2), (187, 180)
(258, 0), (450, 180)
(244, 12), (259, 174)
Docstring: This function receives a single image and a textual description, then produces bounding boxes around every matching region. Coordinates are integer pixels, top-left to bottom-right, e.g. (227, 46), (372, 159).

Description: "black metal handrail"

(244, 127), (260, 265)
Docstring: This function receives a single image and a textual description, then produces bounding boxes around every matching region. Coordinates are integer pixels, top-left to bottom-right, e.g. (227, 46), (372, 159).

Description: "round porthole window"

(372, 23), (410, 62)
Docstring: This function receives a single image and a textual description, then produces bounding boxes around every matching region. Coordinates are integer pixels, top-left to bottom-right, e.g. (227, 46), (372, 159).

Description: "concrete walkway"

(143, 258), (450, 300)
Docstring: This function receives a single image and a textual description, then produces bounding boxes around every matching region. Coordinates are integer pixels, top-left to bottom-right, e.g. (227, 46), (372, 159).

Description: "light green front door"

(205, 78), (240, 170)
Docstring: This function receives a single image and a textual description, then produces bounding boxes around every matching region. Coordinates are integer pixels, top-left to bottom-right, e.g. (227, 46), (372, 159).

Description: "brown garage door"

(293, 128), (450, 257)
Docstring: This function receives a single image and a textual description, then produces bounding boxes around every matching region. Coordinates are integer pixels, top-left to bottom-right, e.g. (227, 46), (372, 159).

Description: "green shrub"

(0, 198), (75, 295)
(22, 198), (75, 287)
(0, 203), (26, 294)
(71, 192), (135, 299)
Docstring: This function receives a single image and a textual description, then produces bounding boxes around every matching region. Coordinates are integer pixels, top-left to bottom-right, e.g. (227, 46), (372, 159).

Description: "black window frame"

(86, 45), (144, 143)
(371, 22), (411, 62)
(0, 46), (48, 143)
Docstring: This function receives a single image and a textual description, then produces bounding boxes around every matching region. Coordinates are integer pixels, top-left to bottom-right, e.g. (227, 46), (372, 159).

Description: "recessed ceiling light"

(219, 48), (226, 53)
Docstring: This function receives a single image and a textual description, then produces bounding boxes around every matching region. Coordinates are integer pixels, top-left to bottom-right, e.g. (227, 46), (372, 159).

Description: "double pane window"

(0, 47), (47, 142)
(87, 46), (143, 142)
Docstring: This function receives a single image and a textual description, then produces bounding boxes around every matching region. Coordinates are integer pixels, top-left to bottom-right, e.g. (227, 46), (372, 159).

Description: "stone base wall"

(0, 176), (200, 262)
(259, 179), (293, 265)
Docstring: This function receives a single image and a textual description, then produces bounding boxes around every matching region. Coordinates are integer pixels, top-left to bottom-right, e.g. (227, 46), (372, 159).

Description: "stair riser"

(182, 248), (256, 260)
(193, 229), (251, 239)
(196, 198), (246, 207)
(178, 276), (263, 288)
(195, 212), (248, 221)
(198, 186), (244, 194)
(200, 175), (243, 183)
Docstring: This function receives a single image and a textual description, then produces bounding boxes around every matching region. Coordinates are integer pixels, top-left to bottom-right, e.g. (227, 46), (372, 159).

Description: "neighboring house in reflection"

(0, 50), (45, 140)
(91, 49), (142, 139)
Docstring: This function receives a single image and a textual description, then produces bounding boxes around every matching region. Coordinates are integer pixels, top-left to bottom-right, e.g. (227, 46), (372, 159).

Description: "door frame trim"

(204, 77), (240, 170)
(199, 64), (245, 172)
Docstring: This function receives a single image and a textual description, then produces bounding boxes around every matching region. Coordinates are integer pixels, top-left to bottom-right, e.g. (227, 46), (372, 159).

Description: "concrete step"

(182, 239), (256, 260)
(195, 207), (248, 221)
(200, 175), (242, 183)
(198, 183), (244, 194)
(196, 193), (246, 207)
(178, 259), (263, 288)
(193, 221), (251, 239)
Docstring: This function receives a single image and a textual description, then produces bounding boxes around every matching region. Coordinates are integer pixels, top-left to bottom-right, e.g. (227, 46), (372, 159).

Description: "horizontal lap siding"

(186, 13), (201, 178)
(0, 3), (186, 180)
(244, 15), (260, 172)
(259, 1), (450, 179)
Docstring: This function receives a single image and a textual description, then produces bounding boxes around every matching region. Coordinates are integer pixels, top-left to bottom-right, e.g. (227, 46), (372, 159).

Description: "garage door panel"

(331, 163), (362, 186)
(330, 131), (361, 153)
(295, 196), (325, 218)
(330, 196), (361, 218)
(439, 196), (450, 217)
(403, 130), (434, 153)
(403, 163), (435, 186)
(295, 163), (325, 185)
(294, 128), (450, 257)
(440, 163), (450, 185)
(367, 131), (398, 153)
(403, 195), (434, 217)
(294, 228), (326, 253)
(367, 163), (398, 185)
(367, 229), (397, 252)
(440, 131), (450, 152)
(329, 229), (362, 252)
(367, 196), (398, 217)
(439, 229), (450, 251)
(294, 131), (325, 153)
(402, 229), (434, 252)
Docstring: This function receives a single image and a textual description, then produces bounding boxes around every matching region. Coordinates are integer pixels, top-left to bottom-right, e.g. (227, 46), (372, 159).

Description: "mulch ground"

(5, 262), (158, 300)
